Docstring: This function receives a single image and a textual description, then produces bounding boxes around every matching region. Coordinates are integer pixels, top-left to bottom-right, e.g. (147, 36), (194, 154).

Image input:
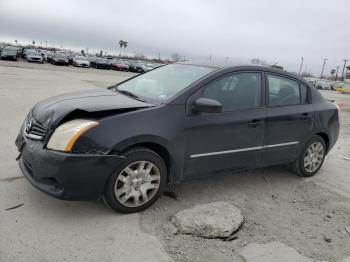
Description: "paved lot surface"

(0, 61), (171, 262)
(1, 60), (350, 261)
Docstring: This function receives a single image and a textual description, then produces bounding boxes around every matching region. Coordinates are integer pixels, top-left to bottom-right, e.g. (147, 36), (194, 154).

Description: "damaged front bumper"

(16, 132), (124, 201)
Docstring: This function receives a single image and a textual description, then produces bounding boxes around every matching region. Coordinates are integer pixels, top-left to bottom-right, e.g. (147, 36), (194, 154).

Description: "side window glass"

(202, 72), (261, 111)
(267, 74), (301, 106)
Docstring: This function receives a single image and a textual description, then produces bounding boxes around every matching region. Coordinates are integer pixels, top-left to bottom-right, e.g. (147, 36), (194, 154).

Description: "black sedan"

(51, 54), (69, 66)
(90, 58), (111, 69)
(16, 61), (339, 213)
(1, 48), (18, 61)
(128, 62), (145, 73)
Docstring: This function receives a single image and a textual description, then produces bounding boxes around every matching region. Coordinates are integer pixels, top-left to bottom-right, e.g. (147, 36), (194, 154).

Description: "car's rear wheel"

(103, 147), (167, 213)
(291, 135), (326, 177)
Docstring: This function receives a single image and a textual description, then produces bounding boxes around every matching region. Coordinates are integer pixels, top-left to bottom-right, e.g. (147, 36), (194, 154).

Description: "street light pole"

(298, 57), (304, 76)
(320, 58), (328, 79)
(335, 65), (339, 81)
(341, 59), (348, 80)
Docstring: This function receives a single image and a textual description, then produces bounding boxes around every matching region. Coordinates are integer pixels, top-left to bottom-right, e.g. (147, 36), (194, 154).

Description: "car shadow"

(21, 165), (300, 219)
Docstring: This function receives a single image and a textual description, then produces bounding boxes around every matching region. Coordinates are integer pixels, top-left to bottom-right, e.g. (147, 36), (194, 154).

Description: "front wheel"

(291, 135), (326, 177)
(103, 147), (167, 213)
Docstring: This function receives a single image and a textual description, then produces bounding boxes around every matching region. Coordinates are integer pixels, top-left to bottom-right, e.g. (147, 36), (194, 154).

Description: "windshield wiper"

(115, 89), (147, 102)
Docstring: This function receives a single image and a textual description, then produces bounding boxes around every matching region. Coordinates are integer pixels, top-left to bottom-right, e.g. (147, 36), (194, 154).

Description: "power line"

(320, 58), (328, 79)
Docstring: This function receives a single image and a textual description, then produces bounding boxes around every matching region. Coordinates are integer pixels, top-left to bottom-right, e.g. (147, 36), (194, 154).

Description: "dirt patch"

(140, 167), (350, 262)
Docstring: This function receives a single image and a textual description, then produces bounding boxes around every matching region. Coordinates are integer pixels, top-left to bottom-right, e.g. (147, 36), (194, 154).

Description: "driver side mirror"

(192, 98), (223, 114)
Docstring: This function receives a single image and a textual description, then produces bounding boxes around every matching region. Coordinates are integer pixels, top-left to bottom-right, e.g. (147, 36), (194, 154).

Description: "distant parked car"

(51, 54), (69, 66)
(315, 80), (331, 90)
(0, 48), (18, 61)
(67, 53), (81, 65)
(26, 52), (44, 63)
(72, 56), (90, 68)
(90, 58), (111, 69)
(111, 60), (129, 71)
(46, 52), (54, 63)
(23, 49), (38, 59)
(128, 62), (144, 73)
(330, 81), (343, 90)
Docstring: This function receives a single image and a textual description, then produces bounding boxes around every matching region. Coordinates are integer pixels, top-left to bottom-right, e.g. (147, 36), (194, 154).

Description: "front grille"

(24, 117), (48, 141)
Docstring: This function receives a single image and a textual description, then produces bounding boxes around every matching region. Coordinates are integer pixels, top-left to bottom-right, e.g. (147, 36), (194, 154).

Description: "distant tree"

(119, 40), (128, 56)
(251, 58), (267, 66)
(171, 52), (181, 62)
(123, 41), (128, 55)
(32, 40), (35, 46)
(14, 40), (18, 45)
(330, 69), (336, 76)
(99, 50), (103, 57)
(134, 52), (145, 59)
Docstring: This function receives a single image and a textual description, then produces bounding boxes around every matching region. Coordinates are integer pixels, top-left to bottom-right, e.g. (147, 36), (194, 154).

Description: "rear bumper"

(16, 134), (124, 200)
(53, 61), (68, 65)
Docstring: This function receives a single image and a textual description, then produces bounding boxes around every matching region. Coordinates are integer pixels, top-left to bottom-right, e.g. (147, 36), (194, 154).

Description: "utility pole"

(341, 59), (348, 80)
(335, 65), (339, 81)
(320, 58), (328, 79)
(298, 56), (304, 76)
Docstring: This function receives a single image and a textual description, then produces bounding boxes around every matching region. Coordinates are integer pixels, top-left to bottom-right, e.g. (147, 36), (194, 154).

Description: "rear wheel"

(103, 147), (167, 213)
(291, 135), (326, 177)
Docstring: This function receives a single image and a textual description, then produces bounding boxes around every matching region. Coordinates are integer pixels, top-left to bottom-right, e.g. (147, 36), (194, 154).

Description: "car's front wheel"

(103, 147), (167, 213)
(291, 135), (326, 177)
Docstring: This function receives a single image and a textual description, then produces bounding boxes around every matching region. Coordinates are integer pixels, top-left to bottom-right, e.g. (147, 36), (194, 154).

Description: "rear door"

(262, 73), (313, 165)
(184, 71), (266, 177)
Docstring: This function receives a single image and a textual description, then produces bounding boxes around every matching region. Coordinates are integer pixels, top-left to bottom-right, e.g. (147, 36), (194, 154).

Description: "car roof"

(177, 59), (309, 85)
(178, 59), (276, 69)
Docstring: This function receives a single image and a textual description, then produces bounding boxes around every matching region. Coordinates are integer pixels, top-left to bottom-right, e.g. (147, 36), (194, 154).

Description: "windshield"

(75, 56), (86, 60)
(116, 64), (215, 102)
(55, 54), (66, 58)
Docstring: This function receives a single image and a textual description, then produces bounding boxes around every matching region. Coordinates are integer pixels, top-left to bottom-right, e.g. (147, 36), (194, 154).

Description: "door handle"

(300, 113), (312, 120)
(248, 120), (263, 128)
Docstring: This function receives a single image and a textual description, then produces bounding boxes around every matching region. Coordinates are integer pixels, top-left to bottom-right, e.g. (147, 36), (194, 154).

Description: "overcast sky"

(1, 0), (349, 74)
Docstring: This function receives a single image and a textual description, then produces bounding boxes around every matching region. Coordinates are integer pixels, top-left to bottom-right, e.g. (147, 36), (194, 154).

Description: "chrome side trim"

(263, 141), (299, 148)
(190, 141), (299, 158)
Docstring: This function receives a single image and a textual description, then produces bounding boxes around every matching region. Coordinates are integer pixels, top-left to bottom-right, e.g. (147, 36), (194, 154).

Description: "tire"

(291, 135), (326, 177)
(103, 147), (167, 213)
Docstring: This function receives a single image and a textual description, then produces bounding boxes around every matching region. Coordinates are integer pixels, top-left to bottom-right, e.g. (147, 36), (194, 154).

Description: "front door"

(184, 71), (266, 177)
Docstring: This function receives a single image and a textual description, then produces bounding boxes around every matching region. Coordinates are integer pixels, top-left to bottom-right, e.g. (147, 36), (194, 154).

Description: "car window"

(267, 74), (304, 106)
(202, 72), (261, 111)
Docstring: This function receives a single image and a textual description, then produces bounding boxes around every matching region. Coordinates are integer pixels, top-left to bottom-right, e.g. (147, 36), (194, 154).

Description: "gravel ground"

(140, 95), (350, 262)
(1, 60), (350, 261)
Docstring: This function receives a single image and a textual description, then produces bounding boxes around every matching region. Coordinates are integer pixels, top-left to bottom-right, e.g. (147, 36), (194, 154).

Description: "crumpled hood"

(32, 88), (154, 126)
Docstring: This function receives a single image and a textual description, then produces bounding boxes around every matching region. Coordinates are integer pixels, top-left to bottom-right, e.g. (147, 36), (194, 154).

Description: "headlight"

(47, 119), (99, 152)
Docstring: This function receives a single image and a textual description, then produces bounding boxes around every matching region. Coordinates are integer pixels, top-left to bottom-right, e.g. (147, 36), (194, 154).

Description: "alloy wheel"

(303, 142), (324, 173)
(114, 161), (161, 207)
